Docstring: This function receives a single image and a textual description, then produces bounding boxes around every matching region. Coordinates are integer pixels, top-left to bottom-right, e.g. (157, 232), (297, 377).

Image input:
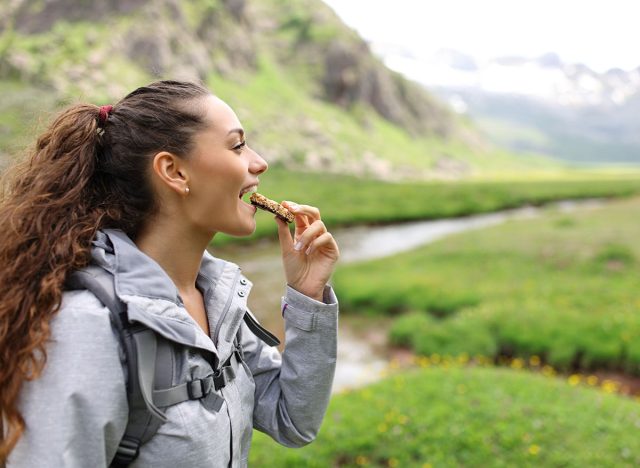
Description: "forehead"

(201, 95), (242, 133)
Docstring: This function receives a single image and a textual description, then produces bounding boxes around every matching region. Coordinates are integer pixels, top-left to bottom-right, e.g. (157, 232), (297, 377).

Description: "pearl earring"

(185, 187), (190, 194)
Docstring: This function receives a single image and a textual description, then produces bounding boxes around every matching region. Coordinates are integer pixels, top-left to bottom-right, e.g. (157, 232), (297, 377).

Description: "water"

(211, 199), (605, 392)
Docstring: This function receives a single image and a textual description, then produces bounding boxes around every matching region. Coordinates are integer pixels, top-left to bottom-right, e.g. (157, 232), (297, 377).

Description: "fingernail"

(287, 202), (299, 212)
(294, 241), (304, 251)
(305, 246), (313, 255)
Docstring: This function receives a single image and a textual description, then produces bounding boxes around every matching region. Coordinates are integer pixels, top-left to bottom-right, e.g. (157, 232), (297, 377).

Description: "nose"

(249, 149), (268, 175)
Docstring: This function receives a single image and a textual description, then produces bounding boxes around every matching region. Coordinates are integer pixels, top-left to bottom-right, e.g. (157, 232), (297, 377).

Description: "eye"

(233, 141), (247, 151)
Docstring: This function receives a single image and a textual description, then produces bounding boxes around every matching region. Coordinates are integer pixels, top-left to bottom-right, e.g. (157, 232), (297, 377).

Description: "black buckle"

(213, 365), (237, 391)
(213, 368), (226, 391)
(114, 436), (140, 464)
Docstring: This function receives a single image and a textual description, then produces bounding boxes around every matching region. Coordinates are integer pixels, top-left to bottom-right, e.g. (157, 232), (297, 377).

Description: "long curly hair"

(0, 80), (211, 459)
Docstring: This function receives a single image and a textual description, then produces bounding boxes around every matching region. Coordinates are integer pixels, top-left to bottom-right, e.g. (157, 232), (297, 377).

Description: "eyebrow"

(227, 128), (245, 137)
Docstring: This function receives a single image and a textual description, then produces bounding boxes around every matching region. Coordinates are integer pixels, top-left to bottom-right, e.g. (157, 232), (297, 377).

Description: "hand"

(276, 201), (340, 302)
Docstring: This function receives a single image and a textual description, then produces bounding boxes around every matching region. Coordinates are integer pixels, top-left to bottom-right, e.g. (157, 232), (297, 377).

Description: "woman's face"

(183, 95), (268, 237)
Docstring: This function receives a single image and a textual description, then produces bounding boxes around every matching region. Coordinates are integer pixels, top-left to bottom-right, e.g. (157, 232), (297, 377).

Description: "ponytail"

(0, 80), (210, 460)
(0, 103), (108, 458)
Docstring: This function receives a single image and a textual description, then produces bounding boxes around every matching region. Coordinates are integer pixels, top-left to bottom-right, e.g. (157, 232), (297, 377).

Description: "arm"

(244, 285), (338, 447)
(8, 291), (128, 467)
(246, 201), (339, 447)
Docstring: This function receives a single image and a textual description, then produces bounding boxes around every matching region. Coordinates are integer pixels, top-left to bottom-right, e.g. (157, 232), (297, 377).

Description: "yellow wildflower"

(528, 444), (541, 455)
(568, 375), (581, 386)
(356, 455), (369, 466)
(586, 375), (599, 386)
(511, 358), (525, 369)
(541, 365), (556, 377)
(388, 458), (399, 467)
(529, 355), (541, 366)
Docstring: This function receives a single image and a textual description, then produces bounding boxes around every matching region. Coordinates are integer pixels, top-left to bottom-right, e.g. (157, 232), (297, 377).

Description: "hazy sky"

(322, 0), (638, 72)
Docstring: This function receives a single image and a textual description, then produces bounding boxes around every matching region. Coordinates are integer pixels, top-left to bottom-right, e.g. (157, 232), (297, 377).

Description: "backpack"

(66, 265), (280, 467)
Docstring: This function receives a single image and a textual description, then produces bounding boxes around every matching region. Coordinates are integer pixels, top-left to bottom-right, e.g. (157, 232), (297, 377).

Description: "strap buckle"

(187, 376), (213, 400)
(213, 364), (236, 391)
(113, 436), (141, 464)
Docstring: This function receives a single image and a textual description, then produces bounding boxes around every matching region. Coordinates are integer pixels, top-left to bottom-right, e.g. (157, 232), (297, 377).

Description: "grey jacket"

(8, 229), (338, 467)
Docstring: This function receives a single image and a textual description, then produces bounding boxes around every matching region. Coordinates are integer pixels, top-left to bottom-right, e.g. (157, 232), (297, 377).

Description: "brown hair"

(0, 80), (211, 459)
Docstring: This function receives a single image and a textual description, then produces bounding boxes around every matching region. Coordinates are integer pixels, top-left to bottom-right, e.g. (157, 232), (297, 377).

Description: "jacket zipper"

(213, 267), (241, 350)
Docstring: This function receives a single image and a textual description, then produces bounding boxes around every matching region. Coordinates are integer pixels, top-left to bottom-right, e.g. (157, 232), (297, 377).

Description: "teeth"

(240, 185), (258, 198)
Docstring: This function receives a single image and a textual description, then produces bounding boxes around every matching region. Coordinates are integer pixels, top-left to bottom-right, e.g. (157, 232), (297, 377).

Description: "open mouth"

(239, 184), (258, 202)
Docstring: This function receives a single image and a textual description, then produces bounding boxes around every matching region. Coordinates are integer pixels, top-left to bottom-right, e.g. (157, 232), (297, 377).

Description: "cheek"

(200, 168), (244, 212)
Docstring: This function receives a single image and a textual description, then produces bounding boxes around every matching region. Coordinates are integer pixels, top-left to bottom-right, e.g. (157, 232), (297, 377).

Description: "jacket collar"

(92, 229), (228, 305)
(91, 229), (248, 357)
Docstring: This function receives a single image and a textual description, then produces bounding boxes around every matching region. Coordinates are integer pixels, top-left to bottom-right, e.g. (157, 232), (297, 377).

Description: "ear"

(151, 151), (190, 196)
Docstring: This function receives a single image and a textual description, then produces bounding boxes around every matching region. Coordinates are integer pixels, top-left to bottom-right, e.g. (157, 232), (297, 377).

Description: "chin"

(224, 221), (256, 238)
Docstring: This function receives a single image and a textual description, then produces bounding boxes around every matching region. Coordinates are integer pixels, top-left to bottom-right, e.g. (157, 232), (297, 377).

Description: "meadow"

(248, 193), (640, 466)
(332, 196), (640, 374)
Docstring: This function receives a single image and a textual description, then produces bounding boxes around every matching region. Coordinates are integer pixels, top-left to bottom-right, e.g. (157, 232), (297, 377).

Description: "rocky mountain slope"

(0, 0), (554, 178)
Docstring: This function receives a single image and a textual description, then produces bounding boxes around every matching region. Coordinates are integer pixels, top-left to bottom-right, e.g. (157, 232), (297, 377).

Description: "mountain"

(376, 46), (640, 165)
(0, 0), (557, 179)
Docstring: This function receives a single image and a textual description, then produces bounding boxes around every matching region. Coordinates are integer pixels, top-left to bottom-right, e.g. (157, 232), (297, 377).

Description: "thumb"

(276, 216), (294, 253)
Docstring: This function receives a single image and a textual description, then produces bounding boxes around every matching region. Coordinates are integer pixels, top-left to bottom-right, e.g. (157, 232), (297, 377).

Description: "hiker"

(0, 80), (339, 467)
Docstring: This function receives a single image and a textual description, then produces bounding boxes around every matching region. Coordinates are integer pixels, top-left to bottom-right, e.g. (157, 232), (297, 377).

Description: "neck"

(135, 217), (215, 293)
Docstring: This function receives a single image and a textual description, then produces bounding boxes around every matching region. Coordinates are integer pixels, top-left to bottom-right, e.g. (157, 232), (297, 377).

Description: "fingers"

(276, 216), (294, 252)
(292, 219), (327, 254)
(305, 231), (339, 257)
(282, 201), (321, 240)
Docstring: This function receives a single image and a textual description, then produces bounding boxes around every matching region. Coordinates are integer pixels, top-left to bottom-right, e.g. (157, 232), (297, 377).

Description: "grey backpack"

(66, 265), (280, 467)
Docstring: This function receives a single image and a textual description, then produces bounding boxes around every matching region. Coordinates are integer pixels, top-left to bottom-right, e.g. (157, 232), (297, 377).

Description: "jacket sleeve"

(8, 291), (128, 468)
(242, 285), (338, 447)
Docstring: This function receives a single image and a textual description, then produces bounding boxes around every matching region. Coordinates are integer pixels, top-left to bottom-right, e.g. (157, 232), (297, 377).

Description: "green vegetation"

(214, 168), (640, 244)
(250, 365), (640, 466)
(332, 196), (640, 374)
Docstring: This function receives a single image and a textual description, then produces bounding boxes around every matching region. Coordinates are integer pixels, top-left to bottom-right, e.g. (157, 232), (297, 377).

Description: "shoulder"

(61, 288), (108, 312)
(52, 289), (122, 357)
(11, 290), (128, 466)
(57, 289), (113, 332)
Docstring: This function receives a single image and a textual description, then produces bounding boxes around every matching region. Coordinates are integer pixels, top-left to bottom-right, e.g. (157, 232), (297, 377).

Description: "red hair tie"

(98, 105), (113, 125)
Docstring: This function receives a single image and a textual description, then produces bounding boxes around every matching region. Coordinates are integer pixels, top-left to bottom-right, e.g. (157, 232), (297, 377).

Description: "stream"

(210, 199), (605, 393)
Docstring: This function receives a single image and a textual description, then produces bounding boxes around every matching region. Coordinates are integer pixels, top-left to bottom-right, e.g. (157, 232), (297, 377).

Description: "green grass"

(332, 196), (640, 374)
(213, 168), (640, 244)
(250, 365), (640, 466)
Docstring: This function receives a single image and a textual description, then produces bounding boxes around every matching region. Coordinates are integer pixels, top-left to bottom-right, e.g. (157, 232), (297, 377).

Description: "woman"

(0, 80), (339, 466)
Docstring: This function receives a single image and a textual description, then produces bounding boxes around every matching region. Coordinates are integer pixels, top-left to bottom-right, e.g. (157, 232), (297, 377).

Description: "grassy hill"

(0, 0), (559, 177)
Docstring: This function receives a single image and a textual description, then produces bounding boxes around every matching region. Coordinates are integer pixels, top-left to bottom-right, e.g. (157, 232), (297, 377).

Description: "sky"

(322, 0), (638, 72)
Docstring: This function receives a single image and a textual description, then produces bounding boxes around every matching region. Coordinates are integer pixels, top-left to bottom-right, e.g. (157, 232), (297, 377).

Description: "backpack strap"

(67, 267), (167, 466)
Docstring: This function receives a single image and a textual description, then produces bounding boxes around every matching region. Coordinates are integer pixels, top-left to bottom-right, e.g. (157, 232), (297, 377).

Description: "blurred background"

(2, 0), (640, 465)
